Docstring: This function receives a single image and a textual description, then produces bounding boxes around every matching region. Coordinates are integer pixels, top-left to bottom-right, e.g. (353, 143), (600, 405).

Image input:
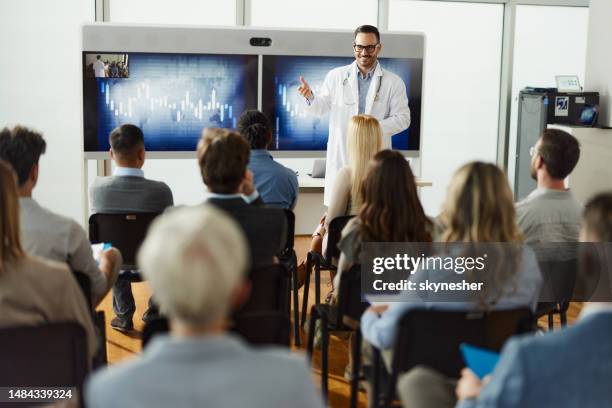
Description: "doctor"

(298, 25), (411, 206)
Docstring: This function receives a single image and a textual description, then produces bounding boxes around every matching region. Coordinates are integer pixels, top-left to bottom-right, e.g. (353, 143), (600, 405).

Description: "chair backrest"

(335, 264), (368, 326)
(142, 317), (170, 350)
(324, 215), (355, 261)
(391, 308), (534, 380)
(232, 311), (291, 347)
(72, 271), (93, 311)
(238, 263), (290, 315)
(89, 212), (160, 269)
(0, 323), (88, 395)
(537, 258), (578, 304)
(280, 209), (295, 258)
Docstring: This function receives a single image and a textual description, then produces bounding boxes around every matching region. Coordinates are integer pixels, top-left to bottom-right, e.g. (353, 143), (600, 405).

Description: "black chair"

(88, 212), (160, 281)
(278, 209), (301, 346)
(0, 323), (88, 404)
(375, 308), (534, 408)
(233, 311), (291, 347)
(307, 264), (368, 406)
(536, 258), (578, 330)
(142, 317), (170, 349)
(72, 270), (107, 368)
(142, 264), (291, 349)
(301, 215), (355, 327)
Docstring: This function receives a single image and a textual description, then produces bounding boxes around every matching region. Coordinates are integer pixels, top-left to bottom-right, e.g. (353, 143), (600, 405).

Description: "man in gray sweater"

(90, 124), (173, 331)
(516, 128), (582, 258)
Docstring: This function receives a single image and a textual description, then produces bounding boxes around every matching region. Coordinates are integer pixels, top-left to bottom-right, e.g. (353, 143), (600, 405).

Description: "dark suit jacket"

(207, 196), (287, 266)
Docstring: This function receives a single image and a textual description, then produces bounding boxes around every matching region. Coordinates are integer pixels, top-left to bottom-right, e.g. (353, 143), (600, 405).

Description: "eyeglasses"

(529, 146), (538, 157)
(353, 43), (380, 53)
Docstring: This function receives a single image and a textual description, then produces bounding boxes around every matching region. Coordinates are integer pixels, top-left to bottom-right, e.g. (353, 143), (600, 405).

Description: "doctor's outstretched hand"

(297, 76), (313, 100)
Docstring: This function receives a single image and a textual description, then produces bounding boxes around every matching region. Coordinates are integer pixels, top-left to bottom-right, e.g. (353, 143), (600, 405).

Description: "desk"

(294, 176), (433, 234)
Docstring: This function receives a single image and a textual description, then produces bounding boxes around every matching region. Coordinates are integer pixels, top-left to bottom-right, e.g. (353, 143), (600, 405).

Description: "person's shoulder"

(86, 358), (148, 404)
(250, 347), (311, 375)
(381, 65), (404, 82)
(22, 255), (71, 276)
(328, 64), (350, 78)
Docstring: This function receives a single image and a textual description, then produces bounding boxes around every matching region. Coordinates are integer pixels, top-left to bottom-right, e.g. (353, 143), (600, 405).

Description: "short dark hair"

(538, 128), (580, 179)
(583, 191), (612, 242)
(96, 55), (101, 59)
(0, 126), (46, 186)
(109, 124), (144, 158)
(354, 25), (380, 43)
(237, 110), (272, 150)
(198, 129), (250, 194)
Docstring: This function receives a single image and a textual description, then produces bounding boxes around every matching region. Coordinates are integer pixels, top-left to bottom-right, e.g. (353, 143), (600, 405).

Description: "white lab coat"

(304, 61), (411, 206)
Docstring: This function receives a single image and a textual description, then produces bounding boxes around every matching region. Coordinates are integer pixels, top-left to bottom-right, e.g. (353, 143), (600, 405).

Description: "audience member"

(298, 114), (382, 287)
(334, 149), (432, 380)
(237, 109), (298, 209)
(0, 126), (120, 306)
(90, 124), (173, 332)
(85, 205), (323, 408)
(0, 160), (97, 360)
(335, 149), (432, 292)
(516, 128), (582, 257)
(197, 128), (287, 265)
(451, 191), (612, 408)
(362, 162), (542, 352)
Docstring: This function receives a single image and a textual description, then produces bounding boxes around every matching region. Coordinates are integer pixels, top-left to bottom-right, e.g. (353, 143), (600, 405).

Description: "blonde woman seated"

(0, 160), (97, 361)
(361, 162), (543, 352)
(297, 115), (382, 286)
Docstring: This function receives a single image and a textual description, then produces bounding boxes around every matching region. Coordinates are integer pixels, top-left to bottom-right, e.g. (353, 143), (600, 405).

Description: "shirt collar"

(113, 166), (144, 178)
(356, 61), (379, 80)
(250, 149), (272, 159)
(579, 303), (612, 321)
(207, 190), (259, 204)
(144, 333), (248, 362)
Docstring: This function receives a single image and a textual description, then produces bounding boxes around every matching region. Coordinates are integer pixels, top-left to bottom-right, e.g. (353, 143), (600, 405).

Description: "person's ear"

(30, 163), (39, 186)
(229, 280), (251, 311)
(535, 155), (545, 170)
(138, 146), (145, 164)
(109, 148), (115, 161)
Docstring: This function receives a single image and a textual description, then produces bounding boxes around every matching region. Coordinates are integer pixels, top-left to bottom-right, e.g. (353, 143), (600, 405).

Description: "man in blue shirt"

(237, 110), (299, 210)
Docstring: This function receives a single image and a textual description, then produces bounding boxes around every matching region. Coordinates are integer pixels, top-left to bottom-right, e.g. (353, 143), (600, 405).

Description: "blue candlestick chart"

(92, 53), (257, 151)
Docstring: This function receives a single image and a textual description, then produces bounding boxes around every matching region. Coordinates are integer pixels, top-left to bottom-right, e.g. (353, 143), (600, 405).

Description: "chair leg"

(315, 258), (321, 306)
(291, 258), (301, 346)
(372, 346), (381, 408)
(301, 253), (312, 328)
(548, 312), (554, 331)
(350, 330), (362, 408)
(321, 312), (329, 403)
(306, 308), (319, 363)
(560, 311), (567, 327)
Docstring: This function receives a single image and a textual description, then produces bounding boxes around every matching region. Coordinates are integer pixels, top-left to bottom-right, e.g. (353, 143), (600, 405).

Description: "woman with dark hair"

(335, 149), (432, 289)
(237, 110), (298, 209)
(361, 160), (542, 351)
(0, 160), (97, 361)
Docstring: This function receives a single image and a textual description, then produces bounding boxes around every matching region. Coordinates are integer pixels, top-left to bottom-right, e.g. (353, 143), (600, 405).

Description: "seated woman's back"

(360, 161), (542, 350)
(0, 160), (96, 359)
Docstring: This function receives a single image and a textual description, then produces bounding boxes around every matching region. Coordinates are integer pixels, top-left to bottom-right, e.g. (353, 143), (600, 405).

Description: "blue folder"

(460, 343), (500, 379)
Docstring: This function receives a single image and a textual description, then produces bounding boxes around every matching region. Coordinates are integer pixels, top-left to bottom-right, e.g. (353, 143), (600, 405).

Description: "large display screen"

(261, 55), (422, 151)
(83, 52), (258, 151)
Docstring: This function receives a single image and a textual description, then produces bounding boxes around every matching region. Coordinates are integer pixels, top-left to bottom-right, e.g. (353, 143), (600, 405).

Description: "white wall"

(585, 0), (612, 127)
(389, 0), (504, 216)
(507, 5), (589, 189)
(0, 1), (94, 224)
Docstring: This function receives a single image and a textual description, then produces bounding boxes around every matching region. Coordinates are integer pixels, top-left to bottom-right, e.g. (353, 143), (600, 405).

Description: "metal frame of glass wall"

(96, 0), (590, 170)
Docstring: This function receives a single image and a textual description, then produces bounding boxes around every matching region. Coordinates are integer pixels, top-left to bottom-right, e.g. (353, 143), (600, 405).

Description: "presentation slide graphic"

(262, 55), (422, 151)
(83, 52), (258, 151)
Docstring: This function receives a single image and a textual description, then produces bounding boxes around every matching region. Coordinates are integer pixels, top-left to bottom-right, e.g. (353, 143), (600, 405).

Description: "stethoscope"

(342, 70), (383, 106)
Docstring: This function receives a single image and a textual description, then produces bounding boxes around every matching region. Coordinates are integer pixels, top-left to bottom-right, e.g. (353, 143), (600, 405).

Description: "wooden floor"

(97, 236), (582, 408)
